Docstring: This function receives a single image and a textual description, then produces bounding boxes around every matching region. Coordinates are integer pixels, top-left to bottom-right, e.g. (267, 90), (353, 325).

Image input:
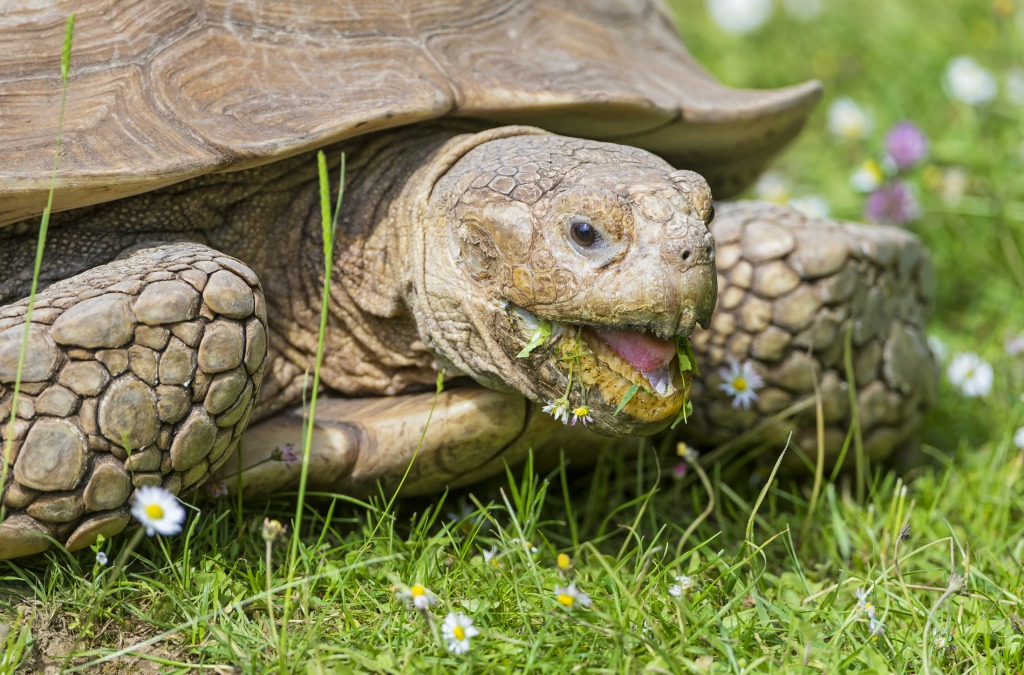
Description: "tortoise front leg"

(0, 242), (267, 559)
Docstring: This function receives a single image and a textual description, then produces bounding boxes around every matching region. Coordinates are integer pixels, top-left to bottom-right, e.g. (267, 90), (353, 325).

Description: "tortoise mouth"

(507, 304), (693, 430)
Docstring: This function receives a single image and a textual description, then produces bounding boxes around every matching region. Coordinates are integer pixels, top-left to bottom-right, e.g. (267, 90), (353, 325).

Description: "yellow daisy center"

(733, 377), (747, 391)
(453, 625), (465, 641)
(411, 584), (425, 597)
(557, 593), (575, 607)
(557, 553), (570, 570)
(572, 406), (589, 416)
(144, 503), (164, 520)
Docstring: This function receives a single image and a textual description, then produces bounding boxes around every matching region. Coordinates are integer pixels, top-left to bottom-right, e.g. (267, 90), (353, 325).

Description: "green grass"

(3, 0), (1024, 671)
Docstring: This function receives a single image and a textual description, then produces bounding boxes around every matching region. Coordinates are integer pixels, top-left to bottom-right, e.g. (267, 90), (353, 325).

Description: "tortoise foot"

(0, 243), (267, 559)
(684, 201), (938, 469)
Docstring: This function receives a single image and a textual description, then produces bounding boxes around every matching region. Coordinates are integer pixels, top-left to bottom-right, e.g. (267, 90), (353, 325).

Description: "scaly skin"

(0, 124), (716, 557)
(0, 125), (937, 558)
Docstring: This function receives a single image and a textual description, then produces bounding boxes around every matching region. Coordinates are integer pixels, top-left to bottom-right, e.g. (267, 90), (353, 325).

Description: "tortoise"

(0, 0), (937, 560)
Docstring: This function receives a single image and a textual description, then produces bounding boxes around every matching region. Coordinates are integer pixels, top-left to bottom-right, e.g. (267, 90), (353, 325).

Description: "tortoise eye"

(705, 203), (715, 226)
(570, 219), (598, 247)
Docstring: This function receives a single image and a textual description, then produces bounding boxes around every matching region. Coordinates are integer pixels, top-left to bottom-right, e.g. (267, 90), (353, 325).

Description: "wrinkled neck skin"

(399, 126), (718, 437)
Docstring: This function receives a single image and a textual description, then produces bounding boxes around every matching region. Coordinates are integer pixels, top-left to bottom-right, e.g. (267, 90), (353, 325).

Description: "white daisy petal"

(441, 612), (479, 654)
(717, 360), (764, 409)
(947, 352), (993, 397)
(130, 486), (186, 537)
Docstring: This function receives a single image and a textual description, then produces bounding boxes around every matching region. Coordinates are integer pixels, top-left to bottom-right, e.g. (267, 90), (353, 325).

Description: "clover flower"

(95, 551), (108, 566)
(944, 56), (997, 105)
(397, 582), (437, 611)
(885, 121), (929, 170)
(706, 0), (772, 34)
(570, 405), (593, 427)
(827, 98), (873, 139)
(947, 352), (993, 397)
(864, 180), (921, 225)
(1014, 427), (1024, 450)
(1006, 333), (1024, 356)
(271, 443), (299, 465)
(542, 398), (571, 425)
(206, 479), (229, 499)
(717, 360), (764, 409)
(554, 582), (592, 611)
(669, 575), (695, 596)
(441, 612), (479, 655)
(130, 486), (186, 537)
(671, 462), (688, 480)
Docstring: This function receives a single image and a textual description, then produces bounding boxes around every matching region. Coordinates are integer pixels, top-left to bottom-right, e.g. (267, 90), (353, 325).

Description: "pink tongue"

(592, 328), (676, 373)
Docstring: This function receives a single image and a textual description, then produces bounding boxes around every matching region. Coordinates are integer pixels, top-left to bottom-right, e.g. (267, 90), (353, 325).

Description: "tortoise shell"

(0, 0), (820, 227)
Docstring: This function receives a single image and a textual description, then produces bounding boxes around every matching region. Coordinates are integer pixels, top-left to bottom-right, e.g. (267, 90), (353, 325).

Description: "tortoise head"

(415, 127), (717, 436)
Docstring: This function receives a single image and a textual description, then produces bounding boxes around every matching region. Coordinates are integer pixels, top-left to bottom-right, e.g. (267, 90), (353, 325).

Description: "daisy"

(850, 159), (884, 193)
(570, 405), (593, 427)
(542, 398), (571, 425)
(827, 98), (873, 140)
(669, 575), (694, 596)
(556, 553), (572, 571)
(869, 617), (885, 636)
(855, 587), (876, 618)
(482, 546), (504, 569)
(706, 0), (772, 34)
(947, 352), (993, 397)
(753, 171), (791, 204)
(717, 360), (764, 409)
(262, 518), (286, 542)
(944, 56), (997, 105)
(789, 194), (830, 218)
(554, 582), (592, 611)
(397, 582), (437, 611)
(441, 612), (479, 655)
(130, 486), (186, 537)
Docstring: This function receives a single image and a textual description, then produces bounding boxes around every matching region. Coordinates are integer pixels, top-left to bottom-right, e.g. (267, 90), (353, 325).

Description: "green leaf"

(517, 321), (552, 358)
(677, 336), (699, 375)
(613, 383), (641, 416)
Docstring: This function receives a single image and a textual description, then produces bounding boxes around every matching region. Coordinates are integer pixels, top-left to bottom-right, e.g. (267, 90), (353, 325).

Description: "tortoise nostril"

(681, 249), (692, 261)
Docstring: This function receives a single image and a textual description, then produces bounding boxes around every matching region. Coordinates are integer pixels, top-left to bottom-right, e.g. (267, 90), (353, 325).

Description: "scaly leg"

(0, 243), (266, 559)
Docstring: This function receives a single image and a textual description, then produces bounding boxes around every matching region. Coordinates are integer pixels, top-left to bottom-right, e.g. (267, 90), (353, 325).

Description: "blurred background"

(670, 0), (1024, 450)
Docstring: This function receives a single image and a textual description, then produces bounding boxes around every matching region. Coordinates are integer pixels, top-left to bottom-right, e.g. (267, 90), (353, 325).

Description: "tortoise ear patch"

(457, 219), (499, 280)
